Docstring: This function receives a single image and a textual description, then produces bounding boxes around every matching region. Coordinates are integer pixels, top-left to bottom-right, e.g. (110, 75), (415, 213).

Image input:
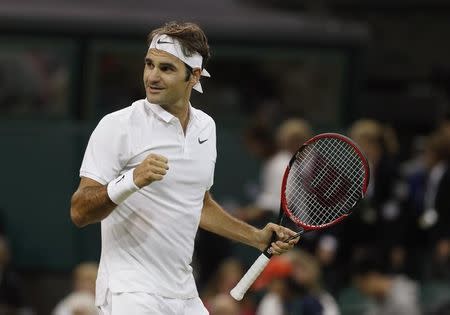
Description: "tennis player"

(70, 21), (299, 314)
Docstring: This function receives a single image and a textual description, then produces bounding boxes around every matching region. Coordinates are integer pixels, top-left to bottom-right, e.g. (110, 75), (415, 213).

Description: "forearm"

(71, 157), (166, 228)
(70, 185), (116, 227)
(200, 193), (263, 250)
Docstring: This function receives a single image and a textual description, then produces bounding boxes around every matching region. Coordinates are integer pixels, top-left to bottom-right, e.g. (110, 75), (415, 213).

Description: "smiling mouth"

(148, 86), (164, 93)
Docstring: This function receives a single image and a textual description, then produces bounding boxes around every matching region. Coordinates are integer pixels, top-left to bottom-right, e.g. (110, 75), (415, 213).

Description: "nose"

(146, 67), (161, 83)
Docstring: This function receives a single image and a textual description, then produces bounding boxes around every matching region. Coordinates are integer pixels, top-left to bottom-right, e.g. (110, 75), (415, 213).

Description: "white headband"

(149, 34), (210, 93)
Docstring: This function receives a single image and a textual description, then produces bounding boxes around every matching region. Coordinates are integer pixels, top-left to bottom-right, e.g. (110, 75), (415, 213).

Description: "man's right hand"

(133, 153), (169, 188)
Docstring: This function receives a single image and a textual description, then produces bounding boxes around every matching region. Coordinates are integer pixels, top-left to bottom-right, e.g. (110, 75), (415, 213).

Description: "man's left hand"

(255, 222), (300, 255)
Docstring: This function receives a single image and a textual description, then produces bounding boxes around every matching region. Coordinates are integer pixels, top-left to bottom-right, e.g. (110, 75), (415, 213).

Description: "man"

(352, 253), (421, 315)
(238, 118), (313, 222)
(52, 262), (98, 315)
(70, 21), (299, 314)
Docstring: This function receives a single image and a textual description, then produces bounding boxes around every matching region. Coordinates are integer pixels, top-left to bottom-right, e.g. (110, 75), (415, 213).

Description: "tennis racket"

(230, 133), (370, 301)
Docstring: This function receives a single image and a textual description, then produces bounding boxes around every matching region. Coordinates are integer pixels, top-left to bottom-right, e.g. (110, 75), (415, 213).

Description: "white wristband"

(107, 169), (139, 205)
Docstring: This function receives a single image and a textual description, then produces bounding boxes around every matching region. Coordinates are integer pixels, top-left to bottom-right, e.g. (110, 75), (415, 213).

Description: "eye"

(160, 65), (173, 72)
(145, 60), (154, 68)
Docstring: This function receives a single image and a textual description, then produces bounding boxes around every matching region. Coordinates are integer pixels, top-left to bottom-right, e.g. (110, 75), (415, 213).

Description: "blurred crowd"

(0, 115), (449, 315)
(0, 51), (70, 117)
(0, 233), (98, 315)
(52, 262), (98, 315)
(196, 115), (450, 315)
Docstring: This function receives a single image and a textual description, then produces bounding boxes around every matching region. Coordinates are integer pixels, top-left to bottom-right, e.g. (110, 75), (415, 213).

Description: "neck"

(161, 101), (190, 132)
(174, 90), (193, 132)
(173, 105), (190, 132)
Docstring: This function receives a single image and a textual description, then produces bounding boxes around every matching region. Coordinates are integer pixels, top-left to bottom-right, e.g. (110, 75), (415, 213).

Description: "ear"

(191, 68), (202, 85)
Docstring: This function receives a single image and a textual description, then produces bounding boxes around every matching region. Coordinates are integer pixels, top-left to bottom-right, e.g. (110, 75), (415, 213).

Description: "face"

(352, 134), (382, 165)
(143, 48), (198, 111)
(354, 273), (379, 297)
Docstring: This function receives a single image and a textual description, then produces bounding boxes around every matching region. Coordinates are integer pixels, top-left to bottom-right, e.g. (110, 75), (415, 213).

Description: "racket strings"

(316, 141), (362, 201)
(303, 140), (362, 222)
(293, 154), (337, 224)
(285, 138), (365, 227)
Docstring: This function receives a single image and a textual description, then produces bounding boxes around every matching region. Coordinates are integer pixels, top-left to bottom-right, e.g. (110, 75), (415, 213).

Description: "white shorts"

(98, 290), (209, 315)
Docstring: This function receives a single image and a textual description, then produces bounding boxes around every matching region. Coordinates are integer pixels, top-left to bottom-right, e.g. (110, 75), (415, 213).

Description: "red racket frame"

(280, 133), (370, 231)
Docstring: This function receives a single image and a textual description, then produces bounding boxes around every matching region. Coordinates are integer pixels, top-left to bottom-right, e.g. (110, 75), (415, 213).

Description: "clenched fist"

(133, 153), (169, 188)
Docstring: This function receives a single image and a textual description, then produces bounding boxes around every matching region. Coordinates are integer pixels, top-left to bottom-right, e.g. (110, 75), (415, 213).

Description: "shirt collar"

(144, 98), (199, 125)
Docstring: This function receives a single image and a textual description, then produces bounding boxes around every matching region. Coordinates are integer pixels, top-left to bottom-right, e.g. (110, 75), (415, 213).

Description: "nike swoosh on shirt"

(198, 138), (208, 144)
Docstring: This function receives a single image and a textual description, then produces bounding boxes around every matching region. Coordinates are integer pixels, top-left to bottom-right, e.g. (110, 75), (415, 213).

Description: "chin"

(148, 97), (169, 109)
(147, 94), (161, 104)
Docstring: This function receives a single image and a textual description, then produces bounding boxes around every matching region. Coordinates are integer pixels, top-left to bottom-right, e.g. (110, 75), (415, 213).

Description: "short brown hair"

(148, 21), (211, 69)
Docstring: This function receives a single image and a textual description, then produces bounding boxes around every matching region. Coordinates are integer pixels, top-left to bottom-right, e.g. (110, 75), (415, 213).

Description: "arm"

(71, 154), (169, 228)
(199, 191), (299, 254)
(70, 177), (116, 228)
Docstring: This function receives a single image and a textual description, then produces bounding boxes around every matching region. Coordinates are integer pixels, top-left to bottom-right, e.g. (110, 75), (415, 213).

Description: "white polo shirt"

(79, 99), (216, 304)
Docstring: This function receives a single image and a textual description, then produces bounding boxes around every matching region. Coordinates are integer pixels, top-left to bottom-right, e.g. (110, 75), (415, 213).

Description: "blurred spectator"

(423, 239), (450, 282)
(201, 258), (249, 313)
(232, 119), (313, 272)
(254, 255), (293, 315)
(344, 119), (407, 274)
(0, 235), (29, 314)
(401, 136), (428, 241)
(315, 235), (342, 296)
(238, 119), (313, 223)
(53, 292), (96, 315)
(419, 131), (450, 282)
(0, 51), (69, 117)
(420, 132), (449, 234)
(254, 249), (340, 315)
(401, 135), (427, 180)
(352, 252), (421, 315)
(288, 249), (340, 315)
(52, 262), (98, 315)
(209, 294), (241, 315)
(237, 122), (277, 223)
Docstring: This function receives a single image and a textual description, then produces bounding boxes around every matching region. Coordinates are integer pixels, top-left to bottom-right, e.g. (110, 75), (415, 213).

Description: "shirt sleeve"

(80, 115), (130, 185)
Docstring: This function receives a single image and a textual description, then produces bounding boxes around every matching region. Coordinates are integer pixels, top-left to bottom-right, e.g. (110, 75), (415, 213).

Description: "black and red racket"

(230, 133), (370, 300)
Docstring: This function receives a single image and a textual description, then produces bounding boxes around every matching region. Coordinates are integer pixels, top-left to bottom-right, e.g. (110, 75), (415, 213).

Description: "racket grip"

(230, 254), (270, 301)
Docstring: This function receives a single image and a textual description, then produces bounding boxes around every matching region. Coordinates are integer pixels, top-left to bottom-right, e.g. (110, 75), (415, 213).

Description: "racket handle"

(230, 254), (270, 301)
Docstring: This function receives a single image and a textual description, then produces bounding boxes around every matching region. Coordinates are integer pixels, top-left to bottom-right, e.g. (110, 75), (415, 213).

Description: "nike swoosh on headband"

(157, 38), (173, 45)
(149, 34), (210, 93)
